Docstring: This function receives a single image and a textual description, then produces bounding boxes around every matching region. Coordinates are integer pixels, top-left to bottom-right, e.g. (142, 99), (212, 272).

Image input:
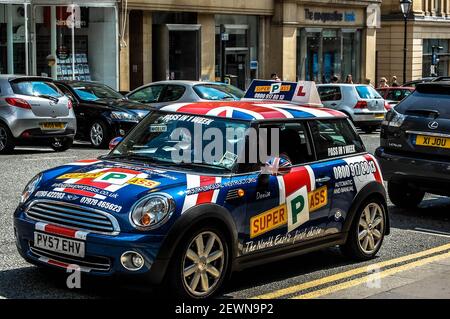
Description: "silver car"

(317, 84), (386, 133)
(0, 75), (77, 154)
(125, 81), (244, 107)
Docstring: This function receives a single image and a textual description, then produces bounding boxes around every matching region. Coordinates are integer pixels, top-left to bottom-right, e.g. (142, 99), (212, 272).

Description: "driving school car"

(14, 82), (389, 299)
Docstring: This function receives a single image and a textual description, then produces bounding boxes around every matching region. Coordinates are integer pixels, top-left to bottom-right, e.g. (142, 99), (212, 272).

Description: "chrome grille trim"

(25, 200), (120, 235)
(30, 246), (110, 272)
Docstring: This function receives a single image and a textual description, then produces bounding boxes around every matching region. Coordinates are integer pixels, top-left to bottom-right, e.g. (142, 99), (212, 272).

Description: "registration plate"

(415, 135), (450, 149)
(374, 114), (385, 119)
(34, 232), (85, 258)
(40, 122), (65, 130)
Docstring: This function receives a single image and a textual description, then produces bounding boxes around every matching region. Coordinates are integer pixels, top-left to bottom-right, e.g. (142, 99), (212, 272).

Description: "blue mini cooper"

(14, 101), (389, 298)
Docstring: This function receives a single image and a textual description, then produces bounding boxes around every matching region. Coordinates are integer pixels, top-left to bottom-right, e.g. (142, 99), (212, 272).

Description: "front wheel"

(167, 226), (229, 299)
(89, 121), (110, 149)
(50, 137), (73, 152)
(341, 198), (387, 261)
(388, 181), (425, 208)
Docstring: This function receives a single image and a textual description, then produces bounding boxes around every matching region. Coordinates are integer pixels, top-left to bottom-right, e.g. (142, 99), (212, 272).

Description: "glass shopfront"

(215, 15), (258, 90)
(31, 2), (118, 89)
(0, 1), (29, 75)
(423, 39), (450, 77)
(297, 28), (361, 83)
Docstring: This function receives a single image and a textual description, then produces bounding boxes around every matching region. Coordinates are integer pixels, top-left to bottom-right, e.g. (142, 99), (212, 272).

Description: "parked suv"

(0, 75), (76, 153)
(376, 82), (450, 208)
(317, 84), (386, 133)
(15, 101), (389, 298)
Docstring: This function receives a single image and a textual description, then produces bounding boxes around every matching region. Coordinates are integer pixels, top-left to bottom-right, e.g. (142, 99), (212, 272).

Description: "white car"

(317, 84), (387, 133)
(126, 81), (244, 108)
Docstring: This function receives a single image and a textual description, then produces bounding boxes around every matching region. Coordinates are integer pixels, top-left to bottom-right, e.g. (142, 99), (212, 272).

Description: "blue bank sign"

(304, 9), (356, 23)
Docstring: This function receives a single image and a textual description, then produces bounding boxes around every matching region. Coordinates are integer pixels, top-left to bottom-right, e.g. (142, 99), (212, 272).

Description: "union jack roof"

(159, 101), (345, 121)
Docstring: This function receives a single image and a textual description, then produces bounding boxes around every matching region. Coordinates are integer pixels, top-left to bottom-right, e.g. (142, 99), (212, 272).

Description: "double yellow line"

(251, 243), (450, 299)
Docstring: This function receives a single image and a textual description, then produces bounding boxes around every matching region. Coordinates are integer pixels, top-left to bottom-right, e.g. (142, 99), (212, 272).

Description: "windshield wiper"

(37, 94), (60, 103)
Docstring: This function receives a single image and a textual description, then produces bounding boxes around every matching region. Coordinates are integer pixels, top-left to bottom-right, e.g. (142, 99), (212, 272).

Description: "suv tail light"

(5, 97), (31, 109)
(67, 99), (73, 110)
(354, 101), (368, 109)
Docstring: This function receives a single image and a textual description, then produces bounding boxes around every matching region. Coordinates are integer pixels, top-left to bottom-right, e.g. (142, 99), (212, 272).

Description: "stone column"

(198, 13), (216, 81)
(119, 10), (130, 91)
(363, 28), (377, 84)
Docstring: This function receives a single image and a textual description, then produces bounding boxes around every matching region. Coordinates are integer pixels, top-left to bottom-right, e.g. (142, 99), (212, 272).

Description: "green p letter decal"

(286, 186), (309, 233)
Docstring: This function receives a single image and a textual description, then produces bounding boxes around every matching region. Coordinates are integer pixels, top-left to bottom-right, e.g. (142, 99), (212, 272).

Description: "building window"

(0, 4), (28, 74)
(215, 15), (259, 90)
(297, 28), (361, 83)
(422, 39), (450, 77)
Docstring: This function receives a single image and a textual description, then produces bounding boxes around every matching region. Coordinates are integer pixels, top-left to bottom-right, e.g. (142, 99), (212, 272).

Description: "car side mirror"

(109, 137), (123, 150)
(261, 157), (292, 176)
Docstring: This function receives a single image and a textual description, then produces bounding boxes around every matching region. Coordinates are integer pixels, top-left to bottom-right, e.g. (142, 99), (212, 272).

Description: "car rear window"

(11, 80), (63, 98)
(194, 84), (244, 101)
(395, 84), (450, 118)
(318, 86), (342, 101)
(356, 86), (382, 100)
(309, 119), (365, 160)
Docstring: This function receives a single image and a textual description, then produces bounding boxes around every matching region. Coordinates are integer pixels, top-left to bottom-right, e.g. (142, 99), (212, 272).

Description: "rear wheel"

(361, 125), (377, 134)
(50, 137), (73, 152)
(341, 198), (386, 261)
(166, 226), (229, 299)
(388, 181), (425, 208)
(89, 121), (110, 149)
(0, 123), (15, 154)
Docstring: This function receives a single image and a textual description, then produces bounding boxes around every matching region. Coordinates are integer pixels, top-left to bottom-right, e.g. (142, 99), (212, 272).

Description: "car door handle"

(315, 176), (331, 184)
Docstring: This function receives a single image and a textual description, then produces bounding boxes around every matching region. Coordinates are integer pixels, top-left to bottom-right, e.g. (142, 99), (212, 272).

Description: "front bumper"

(14, 212), (169, 284)
(375, 147), (450, 195)
(110, 120), (138, 137)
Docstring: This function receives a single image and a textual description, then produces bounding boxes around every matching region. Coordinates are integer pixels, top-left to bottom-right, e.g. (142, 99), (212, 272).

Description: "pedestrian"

(391, 76), (399, 87)
(364, 78), (374, 87)
(271, 73), (281, 82)
(345, 74), (353, 84)
(331, 75), (339, 83)
(379, 77), (389, 88)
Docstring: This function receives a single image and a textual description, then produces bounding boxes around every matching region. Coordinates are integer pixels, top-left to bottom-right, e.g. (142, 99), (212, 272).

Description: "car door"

(307, 118), (368, 234)
(242, 121), (331, 256)
(317, 86), (342, 110)
(157, 84), (187, 107)
(56, 84), (88, 137)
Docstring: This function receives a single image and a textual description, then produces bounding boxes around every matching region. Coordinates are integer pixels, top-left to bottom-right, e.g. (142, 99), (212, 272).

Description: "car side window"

(128, 85), (165, 103)
(57, 85), (77, 102)
(318, 86), (342, 101)
(160, 85), (186, 102)
(309, 119), (365, 160)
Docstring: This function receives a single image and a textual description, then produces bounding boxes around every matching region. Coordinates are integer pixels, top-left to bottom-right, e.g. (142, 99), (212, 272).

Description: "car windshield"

(72, 83), (124, 101)
(356, 85), (382, 99)
(193, 84), (244, 101)
(106, 111), (250, 172)
(11, 80), (63, 98)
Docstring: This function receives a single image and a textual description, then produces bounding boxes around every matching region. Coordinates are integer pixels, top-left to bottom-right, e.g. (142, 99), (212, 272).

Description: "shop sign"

(304, 9), (356, 23)
(56, 46), (70, 61)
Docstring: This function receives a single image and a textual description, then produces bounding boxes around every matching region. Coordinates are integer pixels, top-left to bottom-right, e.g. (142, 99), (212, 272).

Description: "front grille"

(29, 246), (111, 272)
(26, 200), (120, 235)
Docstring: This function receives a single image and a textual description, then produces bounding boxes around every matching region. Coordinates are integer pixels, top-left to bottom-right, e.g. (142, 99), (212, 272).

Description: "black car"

(55, 81), (152, 148)
(376, 82), (450, 208)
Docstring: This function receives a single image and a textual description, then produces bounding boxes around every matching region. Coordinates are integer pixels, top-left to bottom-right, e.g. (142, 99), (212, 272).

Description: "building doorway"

(224, 50), (248, 90)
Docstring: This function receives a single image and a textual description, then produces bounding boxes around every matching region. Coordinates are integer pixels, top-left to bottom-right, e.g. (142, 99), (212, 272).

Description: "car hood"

(92, 99), (153, 118)
(29, 159), (194, 230)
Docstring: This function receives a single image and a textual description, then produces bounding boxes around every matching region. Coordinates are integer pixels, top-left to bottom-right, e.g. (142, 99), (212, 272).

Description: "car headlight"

(111, 111), (137, 121)
(130, 194), (175, 230)
(20, 173), (42, 204)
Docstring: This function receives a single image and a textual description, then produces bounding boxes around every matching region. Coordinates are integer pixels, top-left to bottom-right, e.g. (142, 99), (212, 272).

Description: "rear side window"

(11, 81), (63, 98)
(309, 119), (365, 160)
(160, 85), (186, 102)
(355, 86), (382, 99)
(318, 86), (342, 101)
(193, 84), (244, 100)
(128, 85), (165, 103)
(386, 89), (412, 102)
(395, 85), (450, 118)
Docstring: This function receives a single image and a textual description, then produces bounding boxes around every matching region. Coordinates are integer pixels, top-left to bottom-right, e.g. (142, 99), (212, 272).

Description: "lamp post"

(400, 0), (412, 84)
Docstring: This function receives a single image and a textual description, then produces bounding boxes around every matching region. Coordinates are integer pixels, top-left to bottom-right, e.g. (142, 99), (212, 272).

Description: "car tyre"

(50, 137), (73, 152)
(361, 126), (376, 134)
(341, 197), (387, 261)
(388, 181), (425, 208)
(0, 123), (15, 154)
(89, 121), (110, 149)
(166, 225), (229, 299)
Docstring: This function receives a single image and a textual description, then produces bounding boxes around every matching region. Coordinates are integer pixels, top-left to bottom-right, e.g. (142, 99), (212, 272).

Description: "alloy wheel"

(0, 127), (7, 151)
(358, 203), (385, 254)
(90, 123), (104, 146)
(182, 231), (225, 297)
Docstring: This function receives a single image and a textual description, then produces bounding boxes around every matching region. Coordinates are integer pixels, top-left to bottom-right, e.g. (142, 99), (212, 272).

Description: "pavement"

(1, 132), (450, 299)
